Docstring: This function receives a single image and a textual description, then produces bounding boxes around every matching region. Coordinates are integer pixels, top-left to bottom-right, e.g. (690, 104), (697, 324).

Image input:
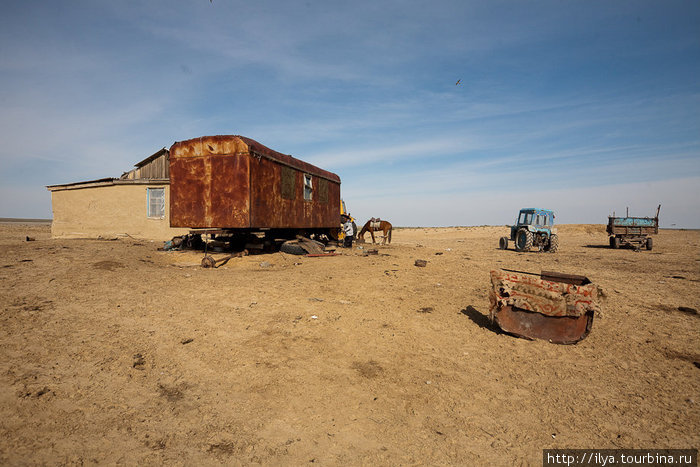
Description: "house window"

(147, 187), (165, 218)
(303, 174), (313, 201)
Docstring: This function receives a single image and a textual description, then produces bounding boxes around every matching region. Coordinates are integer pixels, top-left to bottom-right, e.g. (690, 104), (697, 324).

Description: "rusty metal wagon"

(169, 135), (341, 246)
(607, 205), (661, 250)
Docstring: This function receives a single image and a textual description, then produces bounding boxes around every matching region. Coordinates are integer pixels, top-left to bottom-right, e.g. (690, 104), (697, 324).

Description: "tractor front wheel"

(547, 234), (559, 253)
(499, 236), (508, 250)
(610, 236), (620, 249)
(515, 229), (533, 252)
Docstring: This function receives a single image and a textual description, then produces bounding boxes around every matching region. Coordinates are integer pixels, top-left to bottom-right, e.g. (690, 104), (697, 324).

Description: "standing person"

(343, 216), (354, 248)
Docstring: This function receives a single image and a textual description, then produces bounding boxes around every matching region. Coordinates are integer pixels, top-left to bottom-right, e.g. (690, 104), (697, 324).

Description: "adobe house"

(46, 148), (189, 240)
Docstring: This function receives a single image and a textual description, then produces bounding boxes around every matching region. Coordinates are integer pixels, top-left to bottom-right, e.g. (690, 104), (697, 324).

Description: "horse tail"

(387, 223), (392, 243)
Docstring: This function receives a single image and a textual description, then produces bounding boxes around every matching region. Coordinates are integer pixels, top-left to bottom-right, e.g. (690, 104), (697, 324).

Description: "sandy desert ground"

(0, 222), (698, 466)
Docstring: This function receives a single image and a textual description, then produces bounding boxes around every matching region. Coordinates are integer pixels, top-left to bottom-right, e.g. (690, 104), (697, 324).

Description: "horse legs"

(370, 230), (376, 244)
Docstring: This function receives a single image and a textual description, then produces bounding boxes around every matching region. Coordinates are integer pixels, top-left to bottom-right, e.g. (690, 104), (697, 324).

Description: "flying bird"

(455, 79), (461, 85)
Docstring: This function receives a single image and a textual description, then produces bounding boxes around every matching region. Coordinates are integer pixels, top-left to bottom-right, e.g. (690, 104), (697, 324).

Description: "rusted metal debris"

(201, 249), (249, 268)
(295, 236), (326, 255)
(414, 259), (427, 267)
(488, 269), (602, 344)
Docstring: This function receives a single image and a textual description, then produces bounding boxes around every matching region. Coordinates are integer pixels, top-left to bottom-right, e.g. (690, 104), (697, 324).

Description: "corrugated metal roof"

(47, 177), (117, 189)
(46, 178), (169, 191)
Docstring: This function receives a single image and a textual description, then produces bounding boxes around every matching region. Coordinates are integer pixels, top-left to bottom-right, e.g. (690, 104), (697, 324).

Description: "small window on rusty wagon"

(317, 178), (328, 203)
(303, 174), (313, 201)
(281, 166), (296, 200)
(147, 187), (165, 218)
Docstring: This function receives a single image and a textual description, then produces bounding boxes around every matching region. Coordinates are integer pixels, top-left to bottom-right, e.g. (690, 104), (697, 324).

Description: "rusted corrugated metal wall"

(169, 137), (250, 228)
(169, 135), (340, 230)
(248, 154), (340, 229)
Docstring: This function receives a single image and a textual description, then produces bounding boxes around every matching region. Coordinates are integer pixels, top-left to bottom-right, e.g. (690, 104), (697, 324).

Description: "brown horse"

(358, 218), (393, 244)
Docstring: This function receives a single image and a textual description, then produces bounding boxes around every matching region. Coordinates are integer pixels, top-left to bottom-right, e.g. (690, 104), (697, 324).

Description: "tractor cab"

(515, 208), (554, 231)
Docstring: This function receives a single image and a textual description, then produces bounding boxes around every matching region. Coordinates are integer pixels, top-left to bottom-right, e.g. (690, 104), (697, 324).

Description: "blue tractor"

(499, 208), (559, 253)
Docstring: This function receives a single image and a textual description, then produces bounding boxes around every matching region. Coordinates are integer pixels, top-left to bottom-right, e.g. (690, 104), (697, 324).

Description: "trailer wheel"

(499, 237), (508, 250)
(546, 234), (559, 253)
(611, 236), (620, 249)
(280, 241), (306, 255)
(328, 227), (341, 241)
(646, 237), (653, 251)
(515, 229), (533, 252)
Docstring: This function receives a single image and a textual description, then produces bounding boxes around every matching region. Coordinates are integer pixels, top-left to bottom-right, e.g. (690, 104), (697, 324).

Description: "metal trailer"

(606, 205), (660, 250)
(169, 135), (341, 245)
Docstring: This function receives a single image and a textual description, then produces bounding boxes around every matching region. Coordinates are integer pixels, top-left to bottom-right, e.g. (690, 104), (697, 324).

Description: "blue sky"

(1, 0), (698, 227)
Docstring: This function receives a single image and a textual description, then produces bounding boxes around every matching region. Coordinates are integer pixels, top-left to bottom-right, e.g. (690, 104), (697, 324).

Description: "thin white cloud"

(339, 150), (700, 205)
(346, 177), (700, 228)
(305, 137), (478, 168)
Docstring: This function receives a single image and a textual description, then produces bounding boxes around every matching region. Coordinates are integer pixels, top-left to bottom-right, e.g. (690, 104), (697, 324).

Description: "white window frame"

(303, 174), (313, 201)
(147, 187), (165, 218)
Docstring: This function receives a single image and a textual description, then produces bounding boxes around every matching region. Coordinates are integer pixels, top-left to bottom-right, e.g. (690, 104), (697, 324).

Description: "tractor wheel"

(499, 236), (508, 250)
(646, 237), (653, 251)
(547, 234), (559, 253)
(611, 236), (620, 249)
(515, 229), (533, 252)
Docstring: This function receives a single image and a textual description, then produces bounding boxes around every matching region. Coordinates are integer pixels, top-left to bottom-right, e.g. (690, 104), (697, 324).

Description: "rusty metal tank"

(169, 135), (341, 232)
(488, 270), (602, 344)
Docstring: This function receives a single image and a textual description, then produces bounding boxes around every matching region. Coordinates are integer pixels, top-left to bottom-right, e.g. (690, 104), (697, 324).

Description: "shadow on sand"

(460, 305), (502, 335)
(584, 244), (642, 250)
